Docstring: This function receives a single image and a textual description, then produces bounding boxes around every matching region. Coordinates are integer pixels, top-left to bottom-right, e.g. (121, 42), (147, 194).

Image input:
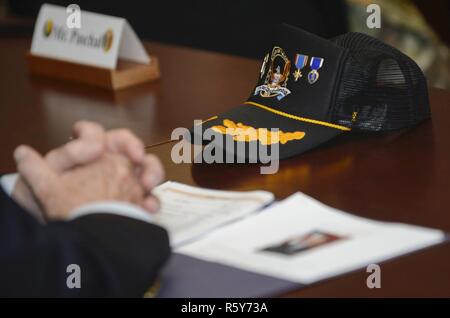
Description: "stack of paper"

(152, 182), (274, 246)
(154, 186), (444, 284)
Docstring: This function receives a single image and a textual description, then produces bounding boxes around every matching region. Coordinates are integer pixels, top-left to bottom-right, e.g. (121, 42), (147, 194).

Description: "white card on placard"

(119, 21), (150, 64)
(31, 3), (150, 69)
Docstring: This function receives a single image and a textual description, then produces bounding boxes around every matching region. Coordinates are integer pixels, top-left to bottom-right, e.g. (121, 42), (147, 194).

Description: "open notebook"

(152, 182), (446, 296)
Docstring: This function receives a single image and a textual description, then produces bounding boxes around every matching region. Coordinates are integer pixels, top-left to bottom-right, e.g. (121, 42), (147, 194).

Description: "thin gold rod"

(144, 138), (179, 149)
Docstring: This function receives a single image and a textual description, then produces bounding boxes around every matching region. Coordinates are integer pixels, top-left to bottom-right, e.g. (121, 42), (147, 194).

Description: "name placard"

(31, 4), (150, 69)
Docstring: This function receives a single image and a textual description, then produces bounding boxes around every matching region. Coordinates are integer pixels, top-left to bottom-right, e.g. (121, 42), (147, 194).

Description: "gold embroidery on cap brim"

(211, 119), (306, 145)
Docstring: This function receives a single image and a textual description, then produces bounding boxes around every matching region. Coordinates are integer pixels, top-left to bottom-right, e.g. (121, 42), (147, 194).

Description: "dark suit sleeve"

(0, 184), (171, 297)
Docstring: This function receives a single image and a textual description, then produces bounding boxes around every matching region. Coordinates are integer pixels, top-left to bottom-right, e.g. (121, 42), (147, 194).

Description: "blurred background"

(0, 0), (449, 89)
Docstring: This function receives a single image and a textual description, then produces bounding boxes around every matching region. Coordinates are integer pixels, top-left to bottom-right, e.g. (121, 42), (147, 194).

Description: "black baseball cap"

(189, 24), (430, 160)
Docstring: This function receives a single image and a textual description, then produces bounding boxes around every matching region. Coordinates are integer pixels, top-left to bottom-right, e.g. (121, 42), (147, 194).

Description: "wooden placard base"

(26, 52), (160, 90)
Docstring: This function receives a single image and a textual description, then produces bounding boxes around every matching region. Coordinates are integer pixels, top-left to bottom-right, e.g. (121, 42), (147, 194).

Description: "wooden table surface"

(1, 37), (450, 297)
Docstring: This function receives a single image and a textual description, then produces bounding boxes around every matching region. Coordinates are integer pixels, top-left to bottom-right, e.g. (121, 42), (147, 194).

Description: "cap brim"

(189, 104), (343, 160)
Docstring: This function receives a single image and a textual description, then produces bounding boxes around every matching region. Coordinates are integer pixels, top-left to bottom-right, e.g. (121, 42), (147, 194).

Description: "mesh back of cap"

(330, 32), (430, 131)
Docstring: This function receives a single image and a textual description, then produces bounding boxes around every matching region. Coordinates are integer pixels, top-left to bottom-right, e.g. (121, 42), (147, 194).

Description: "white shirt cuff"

(68, 201), (154, 223)
(1, 173), (154, 224)
(0, 173), (18, 196)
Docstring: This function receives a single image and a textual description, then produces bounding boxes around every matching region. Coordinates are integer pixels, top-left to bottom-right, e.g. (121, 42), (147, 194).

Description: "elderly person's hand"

(11, 121), (164, 221)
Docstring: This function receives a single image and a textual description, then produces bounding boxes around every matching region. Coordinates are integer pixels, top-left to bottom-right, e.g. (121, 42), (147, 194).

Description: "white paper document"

(177, 192), (445, 284)
(152, 182), (274, 247)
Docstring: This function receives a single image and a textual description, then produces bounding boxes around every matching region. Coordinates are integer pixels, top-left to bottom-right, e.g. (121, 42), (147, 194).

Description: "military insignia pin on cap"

(190, 24), (430, 160)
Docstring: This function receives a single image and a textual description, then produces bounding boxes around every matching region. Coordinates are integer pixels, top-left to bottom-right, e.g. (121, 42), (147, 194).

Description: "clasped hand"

(12, 121), (164, 221)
